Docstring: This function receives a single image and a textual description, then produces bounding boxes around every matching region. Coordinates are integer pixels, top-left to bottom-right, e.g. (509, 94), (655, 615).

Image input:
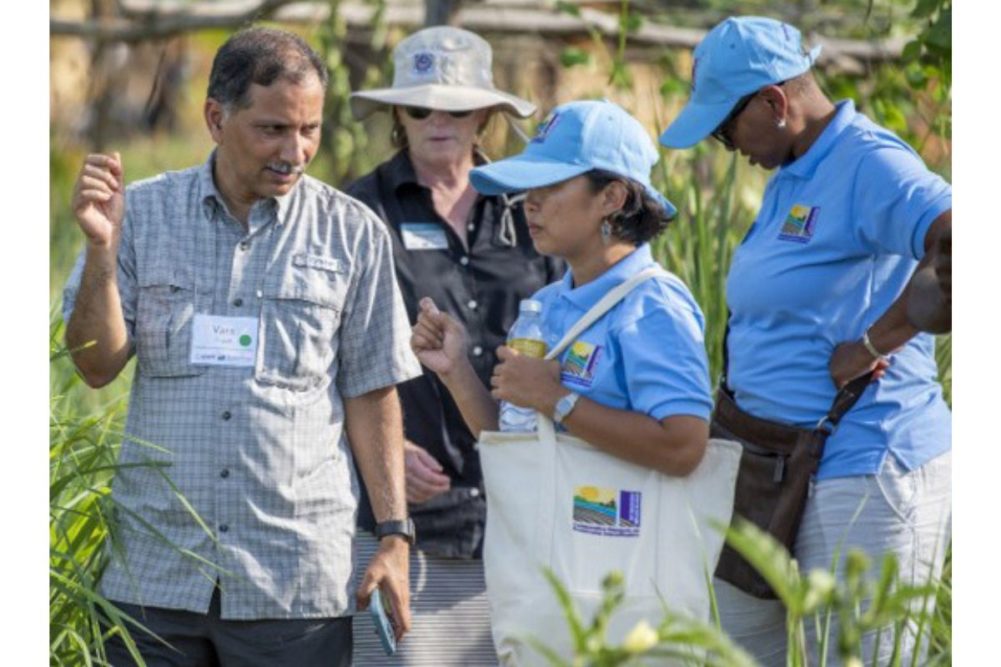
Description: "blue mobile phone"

(369, 588), (397, 656)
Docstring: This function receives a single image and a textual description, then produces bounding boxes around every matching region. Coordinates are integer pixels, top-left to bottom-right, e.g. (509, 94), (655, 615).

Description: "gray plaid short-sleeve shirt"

(63, 156), (422, 619)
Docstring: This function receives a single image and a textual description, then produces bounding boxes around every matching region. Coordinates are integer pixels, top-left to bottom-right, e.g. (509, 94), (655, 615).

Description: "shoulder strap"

(544, 267), (661, 361)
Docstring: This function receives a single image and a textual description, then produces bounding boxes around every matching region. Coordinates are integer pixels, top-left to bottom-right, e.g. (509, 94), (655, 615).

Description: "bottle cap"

(519, 299), (543, 314)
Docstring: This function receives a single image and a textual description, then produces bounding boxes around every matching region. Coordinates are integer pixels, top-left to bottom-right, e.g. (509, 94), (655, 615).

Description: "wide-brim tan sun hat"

(350, 26), (536, 120)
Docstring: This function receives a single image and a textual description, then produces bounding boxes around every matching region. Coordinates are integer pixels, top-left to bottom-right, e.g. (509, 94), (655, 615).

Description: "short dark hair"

(584, 170), (674, 244)
(207, 27), (328, 110)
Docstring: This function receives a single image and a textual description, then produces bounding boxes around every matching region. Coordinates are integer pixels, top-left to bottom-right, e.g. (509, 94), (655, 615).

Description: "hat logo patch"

(413, 51), (435, 75)
(531, 111), (562, 144)
(778, 204), (820, 243)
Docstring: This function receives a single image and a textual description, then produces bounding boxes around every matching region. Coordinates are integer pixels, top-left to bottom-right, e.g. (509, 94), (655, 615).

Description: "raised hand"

(72, 152), (125, 248)
(410, 297), (469, 377)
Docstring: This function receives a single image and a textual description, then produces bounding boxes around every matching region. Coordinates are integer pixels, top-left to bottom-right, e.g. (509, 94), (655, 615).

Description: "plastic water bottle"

(499, 299), (547, 432)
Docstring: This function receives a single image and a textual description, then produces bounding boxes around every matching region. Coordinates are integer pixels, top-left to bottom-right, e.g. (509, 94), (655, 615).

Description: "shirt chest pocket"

(135, 275), (206, 378)
(255, 259), (349, 391)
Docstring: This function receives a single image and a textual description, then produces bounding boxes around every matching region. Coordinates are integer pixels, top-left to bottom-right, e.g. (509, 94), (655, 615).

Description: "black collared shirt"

(346, 150), (563, 558)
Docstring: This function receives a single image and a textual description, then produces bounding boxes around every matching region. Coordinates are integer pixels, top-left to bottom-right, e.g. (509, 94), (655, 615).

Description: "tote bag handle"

(543, 267), (663, 362)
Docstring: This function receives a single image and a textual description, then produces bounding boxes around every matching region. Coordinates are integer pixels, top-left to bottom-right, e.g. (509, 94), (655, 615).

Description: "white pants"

(715, 450), (952, 666)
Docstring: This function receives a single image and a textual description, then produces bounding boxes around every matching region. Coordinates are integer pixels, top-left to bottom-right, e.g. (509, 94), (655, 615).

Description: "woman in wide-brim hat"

(345, 26), (563, 665)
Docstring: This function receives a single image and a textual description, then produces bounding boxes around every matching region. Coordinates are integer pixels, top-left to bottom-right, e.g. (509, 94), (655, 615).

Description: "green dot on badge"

(239, 334), (252, 347)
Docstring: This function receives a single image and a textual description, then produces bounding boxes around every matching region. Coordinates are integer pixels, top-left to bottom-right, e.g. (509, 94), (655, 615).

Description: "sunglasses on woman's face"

(403, 106), (474, 120)
(711, 93), (755, 151)
(711, 81), (788, 151)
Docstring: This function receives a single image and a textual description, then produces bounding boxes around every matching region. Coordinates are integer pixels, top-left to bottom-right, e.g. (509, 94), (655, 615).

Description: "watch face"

(554, 393), (577, 423)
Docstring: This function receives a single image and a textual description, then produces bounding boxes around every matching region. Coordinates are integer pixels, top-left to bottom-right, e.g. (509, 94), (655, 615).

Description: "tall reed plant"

(50, 312), (221, 665)
(50, 314), (143, 666)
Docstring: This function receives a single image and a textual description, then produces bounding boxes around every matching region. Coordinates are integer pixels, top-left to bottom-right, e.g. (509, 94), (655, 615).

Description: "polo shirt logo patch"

(561, 341), (601, 388)
(572, 486), (641, 537)
(778, 204), (820, 243)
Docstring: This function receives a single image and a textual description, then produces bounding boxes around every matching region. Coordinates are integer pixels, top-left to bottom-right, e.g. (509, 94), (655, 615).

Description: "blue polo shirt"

(726, 100), (952, 480)
(531, 244), (713, 422)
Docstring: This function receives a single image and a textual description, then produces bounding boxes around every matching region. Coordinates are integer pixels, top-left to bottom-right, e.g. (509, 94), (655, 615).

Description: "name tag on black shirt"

(400, 223), (449, 251)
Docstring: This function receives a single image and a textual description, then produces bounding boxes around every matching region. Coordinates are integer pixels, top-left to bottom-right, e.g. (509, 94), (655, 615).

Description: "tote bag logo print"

(572, 486), (642, 537)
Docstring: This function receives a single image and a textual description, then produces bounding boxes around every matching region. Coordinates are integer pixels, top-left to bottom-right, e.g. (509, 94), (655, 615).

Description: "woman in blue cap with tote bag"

(659, 16), (952, 666)
(410, 99), (742, 662)
(413, 98), (712, 497)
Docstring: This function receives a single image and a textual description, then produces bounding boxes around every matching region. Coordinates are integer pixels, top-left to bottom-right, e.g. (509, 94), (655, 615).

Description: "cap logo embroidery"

(531, 111), (561, 144)
(412, 51), (435, 75)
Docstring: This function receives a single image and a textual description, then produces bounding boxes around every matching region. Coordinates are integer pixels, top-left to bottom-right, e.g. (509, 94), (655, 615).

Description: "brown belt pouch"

(711, 373), (872, 599)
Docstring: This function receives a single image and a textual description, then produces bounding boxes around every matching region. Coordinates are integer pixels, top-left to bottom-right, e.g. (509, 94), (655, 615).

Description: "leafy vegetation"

(531, 521), (949, 666)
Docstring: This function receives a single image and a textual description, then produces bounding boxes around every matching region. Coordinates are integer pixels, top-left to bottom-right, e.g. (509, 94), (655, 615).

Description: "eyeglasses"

(710, 93), (756, 151)
(403, 106), (474, 120)
(711, 81), (788, 150)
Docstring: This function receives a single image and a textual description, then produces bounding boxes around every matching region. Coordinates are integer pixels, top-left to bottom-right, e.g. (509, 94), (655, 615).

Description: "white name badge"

(400, 223), (448, 251)
(190, 314), (259, 367)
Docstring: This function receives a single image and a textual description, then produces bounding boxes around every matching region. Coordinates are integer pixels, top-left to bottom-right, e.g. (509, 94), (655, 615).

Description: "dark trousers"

(103, 588), (352, 667)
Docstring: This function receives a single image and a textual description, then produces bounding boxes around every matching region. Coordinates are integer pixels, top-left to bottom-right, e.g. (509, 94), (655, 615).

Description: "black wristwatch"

(374, 518), (416, 545)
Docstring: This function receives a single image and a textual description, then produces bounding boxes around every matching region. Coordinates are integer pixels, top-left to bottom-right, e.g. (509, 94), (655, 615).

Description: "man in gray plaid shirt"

(63, 27), (422, 665)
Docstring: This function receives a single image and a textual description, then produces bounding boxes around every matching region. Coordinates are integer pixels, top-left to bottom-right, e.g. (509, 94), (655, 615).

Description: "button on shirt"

(532, 244), (713, 422)
(726, 100), (952, 479)
(62, 156), (422, 619)
(345, 150), (563, 557)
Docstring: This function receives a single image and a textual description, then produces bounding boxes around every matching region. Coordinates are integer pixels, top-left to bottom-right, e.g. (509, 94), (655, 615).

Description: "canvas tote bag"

(478, 268), (742, 665)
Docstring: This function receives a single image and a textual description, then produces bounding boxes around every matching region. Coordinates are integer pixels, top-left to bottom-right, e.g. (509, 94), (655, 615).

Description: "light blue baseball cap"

(470, 99), (676, 216)
(659, 16), (822, 148)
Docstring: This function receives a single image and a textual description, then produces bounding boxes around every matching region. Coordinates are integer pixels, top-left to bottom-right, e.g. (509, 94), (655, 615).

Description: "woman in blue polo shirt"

(659, 16), (952, 667)
(412, 98), (713, 485)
